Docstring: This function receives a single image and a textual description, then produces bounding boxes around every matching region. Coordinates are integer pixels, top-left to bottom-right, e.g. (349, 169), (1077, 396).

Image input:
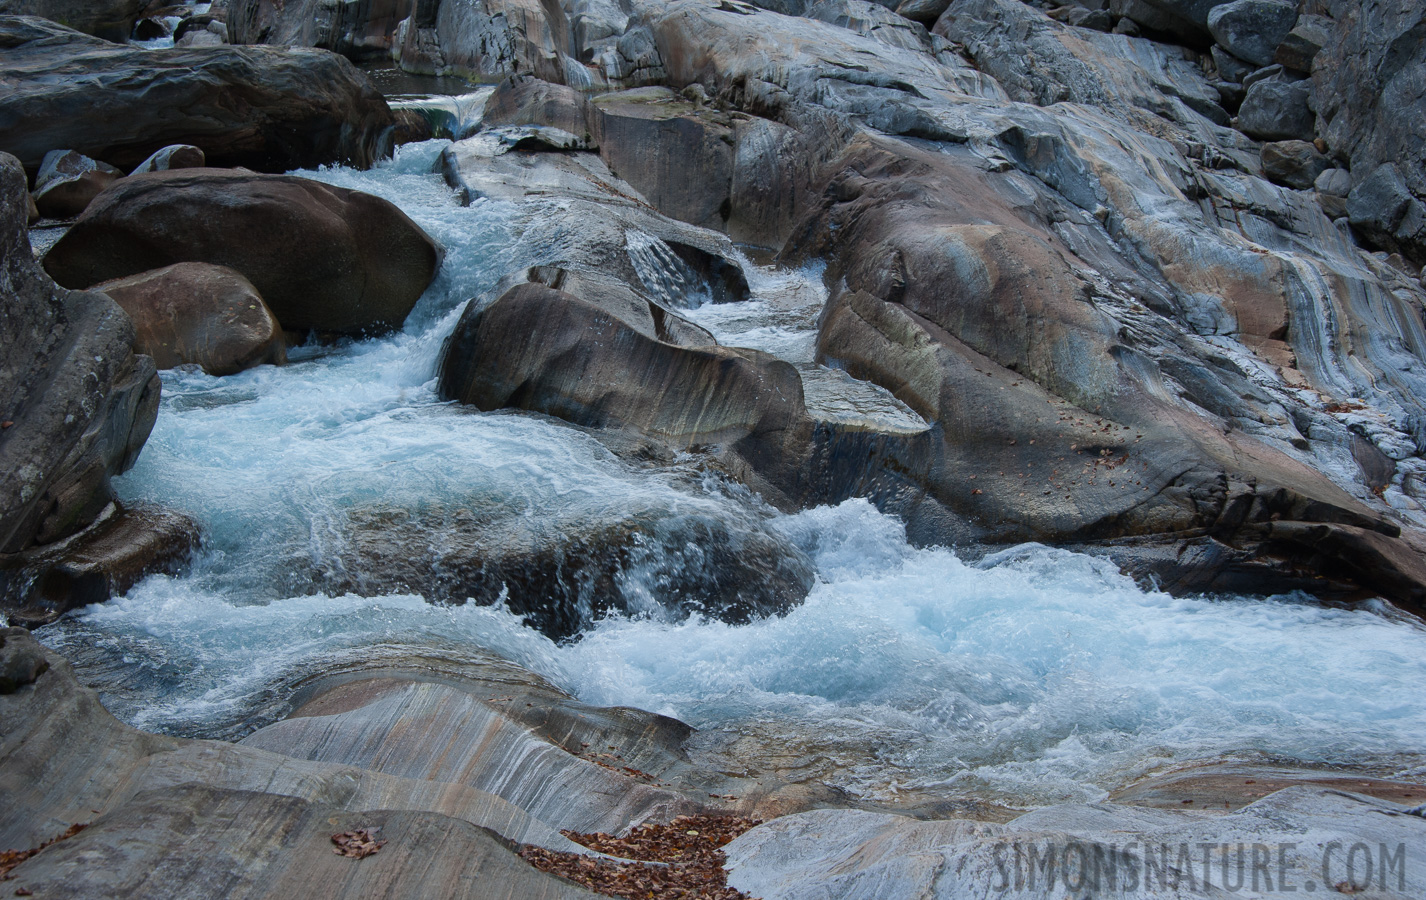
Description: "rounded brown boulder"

(92, 263), (287, 376)
(42, 169), (442, 336)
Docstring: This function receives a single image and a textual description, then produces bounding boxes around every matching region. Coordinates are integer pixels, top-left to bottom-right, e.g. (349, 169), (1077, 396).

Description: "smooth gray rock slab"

(1207, 0), (1297, 67)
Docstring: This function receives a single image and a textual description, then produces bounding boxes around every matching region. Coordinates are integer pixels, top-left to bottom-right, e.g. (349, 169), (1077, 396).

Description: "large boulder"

(0, 0), (144, 40)
(1206, 0), (1298, 68)
(42, 169), (442, 336)
(1315, 0), (1426, 265)
(1260, 139), (1330, 190)
(91, 263), (287, 375)
(1106, 0), (1234, 42)
(0, 16), (395, 174)
(228, 0), (411, 58)
(439, 282), (812, 489)
(1236, 77), (1314, 141)
(1347, 163), (1426, 261)
(0, 151), (159, 555)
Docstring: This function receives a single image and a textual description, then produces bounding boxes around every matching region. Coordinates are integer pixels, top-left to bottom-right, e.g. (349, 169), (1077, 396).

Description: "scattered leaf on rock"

(1, 822), (89, 879)
(331, 827), (386, 859)
(521, 814), (761, 900)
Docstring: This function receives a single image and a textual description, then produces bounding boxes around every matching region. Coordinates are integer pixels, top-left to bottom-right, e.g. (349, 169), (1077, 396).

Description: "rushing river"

(38, 140), (1426, 811)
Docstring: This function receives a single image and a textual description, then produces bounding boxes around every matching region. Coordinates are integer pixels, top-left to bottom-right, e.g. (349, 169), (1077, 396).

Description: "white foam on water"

(35, 146), (1426, 810)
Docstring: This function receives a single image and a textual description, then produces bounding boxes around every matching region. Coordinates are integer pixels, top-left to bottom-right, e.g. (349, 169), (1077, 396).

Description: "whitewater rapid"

(38, 141), (1426, 810)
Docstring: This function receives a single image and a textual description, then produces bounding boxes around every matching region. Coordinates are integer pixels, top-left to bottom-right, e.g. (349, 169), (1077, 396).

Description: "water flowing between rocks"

(38, 140), (1426, 813)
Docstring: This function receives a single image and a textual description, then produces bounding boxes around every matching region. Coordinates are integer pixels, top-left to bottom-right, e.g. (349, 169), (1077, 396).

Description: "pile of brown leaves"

(1, 823), (89, 880)
(521, 814), (761, 900)
(331, 827), (386, 859)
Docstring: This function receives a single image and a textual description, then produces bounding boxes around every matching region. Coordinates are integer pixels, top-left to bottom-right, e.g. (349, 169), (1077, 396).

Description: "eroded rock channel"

(3, 0), (1426, 896)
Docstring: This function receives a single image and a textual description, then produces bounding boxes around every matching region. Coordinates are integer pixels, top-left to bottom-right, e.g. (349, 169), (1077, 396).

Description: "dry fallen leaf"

(331, 827), (386, 859)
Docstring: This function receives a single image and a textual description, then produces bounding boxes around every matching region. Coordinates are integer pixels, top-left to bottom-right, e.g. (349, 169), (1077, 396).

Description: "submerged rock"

(325, 500), (815, 641)
(42, 169), (442, 336)
(92, 262), (287, 375)
(0, 503), (200, 628)
(0, 15), (394, 174)
(0, 151), (159, 556)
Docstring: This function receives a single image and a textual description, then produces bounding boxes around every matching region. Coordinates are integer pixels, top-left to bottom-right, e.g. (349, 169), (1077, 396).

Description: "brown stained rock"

(590, 88), (744, 232)
(129, 144), (206, 175)
(93, 263), (286, 376)
(42, 169), (441, 336)
(1109, 764), (1426, 812)
(0, 503), (200, 628)
(228, 0), (411, 58)
(0, 16), (394, 174)
(0, 627), (48, 693)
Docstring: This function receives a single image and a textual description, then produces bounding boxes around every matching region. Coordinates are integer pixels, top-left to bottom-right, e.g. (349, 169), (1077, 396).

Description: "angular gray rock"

(1236, 77), (1314, 140)
(1274, 13), (1329, 72)
(42, 169), (442, 337)
(1348, 163), (1426, 261)
(1207, 0), (1298, 68)
(0, 15), (395, 174)
(0, 151), (159, 556)
(1260, 139), (1329, 189)
(392, 0), (569, 84)
(1315, 0), (1426, 265)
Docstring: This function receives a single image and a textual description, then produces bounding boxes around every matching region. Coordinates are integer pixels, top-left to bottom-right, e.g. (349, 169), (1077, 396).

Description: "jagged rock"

(1274, 13), (1328, 72)
(0, 16), (394, 174)
(1206, 0), (1297, 68)
(1210, 44), (1252, 83)
(171, 13), (223, 42)
(131, 16), (169, 39)
(31, 150), (123, 219)
(0, 152), (159, 556)
(1064, 6), (1113, 30)
(91, 262), (287, 375)
(1315, 0), (1426, 266)
(0, 503), (199, 628)
(438, 282), (813, 491)
(128, 144), (205, 175)
(0, 0), (144, 40)
(1260, 139), (1329, 189)
(0, 627), (47, 693)
(1314, 167), (1352, 197)
(1347, 163), (1426, 261)
(392, 0), (568, 84)
(228, 0), (409, 58)
(42, 169), (441, 336)
(1236, 77), (1313, 140)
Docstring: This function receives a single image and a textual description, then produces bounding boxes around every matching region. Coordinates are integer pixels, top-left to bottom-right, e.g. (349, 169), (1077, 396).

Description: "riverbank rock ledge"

(42, 169), (443, 337)
(0, 16), (395, 174)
